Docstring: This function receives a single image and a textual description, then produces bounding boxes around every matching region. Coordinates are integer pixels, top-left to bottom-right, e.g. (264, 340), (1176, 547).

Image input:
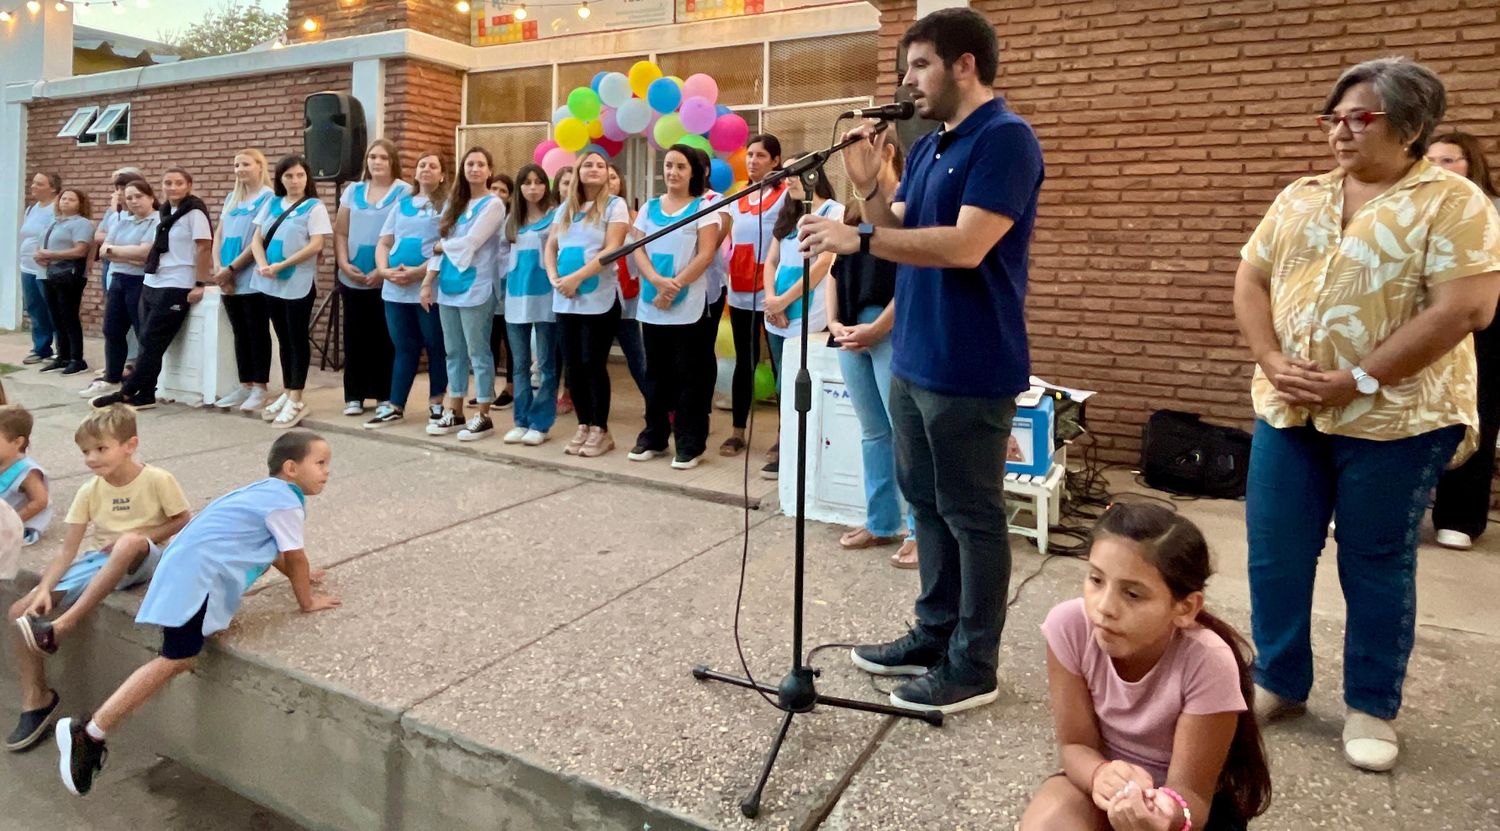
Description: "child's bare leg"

(51, 534), (151, 638)
(1019, 775), (1110, 831)
(8, 596), (51, 710)
(92, 656), (195, 734)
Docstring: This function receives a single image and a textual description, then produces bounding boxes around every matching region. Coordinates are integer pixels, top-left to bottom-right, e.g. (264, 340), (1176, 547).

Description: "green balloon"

(678, 133), (713, 153)
(567, 87), (602, 122)
(754, 362), (777, 402)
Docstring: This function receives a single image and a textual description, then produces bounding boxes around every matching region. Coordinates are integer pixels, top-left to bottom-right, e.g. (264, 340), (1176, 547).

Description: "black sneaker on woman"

(426, 410), (463, 436)
(61, 360), (89, 377)
(56, 717), (108, 796)
(5, 690), (59, 752)
(363, 404), (404, 429)
(38, 359), (66, 373)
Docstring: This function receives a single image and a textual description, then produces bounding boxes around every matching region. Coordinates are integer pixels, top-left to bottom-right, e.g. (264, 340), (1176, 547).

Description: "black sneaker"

(456, 412), (494, 442)
(5, 690), (59, 752)
(90, 391), (127, 409)
(494, 389), (514, 410)
(426, 410), (462, 435)
(15, 615), (57, 655)
(56, 717), (108, 796)
(128, 395), (158, 411)
(38, 359), (66, 373)
(627, 444), (663, 462)
(671, 452), (702, 470)
(850, 628), (945, 677)
(363, 404), (404, 430)
(760, 460), (779, 480)
(428, 404), (444, 423)
(61, 361), (89, 377)
(21, 352), (47, 365)
(889, 662), (999, 715)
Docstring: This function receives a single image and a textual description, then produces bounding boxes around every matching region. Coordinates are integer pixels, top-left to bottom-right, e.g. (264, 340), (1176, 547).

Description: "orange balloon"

(728, 148), (748, 180)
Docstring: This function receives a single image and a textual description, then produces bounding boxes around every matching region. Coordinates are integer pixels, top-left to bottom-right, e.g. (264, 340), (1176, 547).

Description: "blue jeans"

(1247, 420), (1463, 719)
(385, 301), (447, 409)
(836, 306), (914, 539)
(439, 299), (496, 404)
(616, 316), (650, 400)
(507, 321), (559, 432)
(767, 332), (786, 385)
(21, 271), (53, 357)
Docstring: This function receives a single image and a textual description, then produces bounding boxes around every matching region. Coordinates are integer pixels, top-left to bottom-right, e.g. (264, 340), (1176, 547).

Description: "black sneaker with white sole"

(38, 359), (66, 373)
(760, 460), (779, 479)
(428, 404), (444, 423)
(16, 615), (58, 655)
(5, 690), (59, 752)
(457, 413), (495, 442)
(494, 390), (514, 410)
(426, 410), (462, 435)
(671, 452), (702, 470)
(56, 717), (108, 796)
(627, 444), (664, 461)
(889, 662), (999, 715)
(850, 628), (945, 676)
(363, 404), (404, 429)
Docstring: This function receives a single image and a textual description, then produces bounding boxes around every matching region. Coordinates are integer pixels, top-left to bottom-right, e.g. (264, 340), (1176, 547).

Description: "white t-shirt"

(18, 202), (56, 276)
(145, 207), (212, 289)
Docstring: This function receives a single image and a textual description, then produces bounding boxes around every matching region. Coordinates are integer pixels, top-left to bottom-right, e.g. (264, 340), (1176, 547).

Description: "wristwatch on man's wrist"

(858, 223), (875, 256)
(1351, 366), (1380, 395)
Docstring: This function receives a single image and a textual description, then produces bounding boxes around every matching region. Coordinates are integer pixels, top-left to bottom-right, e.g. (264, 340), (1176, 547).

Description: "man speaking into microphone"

(800, 7), (1044, 714)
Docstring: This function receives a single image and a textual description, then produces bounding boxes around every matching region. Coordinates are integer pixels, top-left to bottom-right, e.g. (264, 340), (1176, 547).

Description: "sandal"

(840, 528), (898, 550)
(890, 539), (918, 570)
(719, 436), (746, 457)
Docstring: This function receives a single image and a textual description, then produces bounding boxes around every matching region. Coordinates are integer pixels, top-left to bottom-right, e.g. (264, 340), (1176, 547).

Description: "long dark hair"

(1430, 130), (1499, 198)
(664, 144), (708, 198)
(506, 164), (555, 243)
(771, 152), (835, 240)
(441, 147), (493, 238)
(1092, 503), (1272, 821)
(123, 179), (159, 211)
(272, 156), (319, 200)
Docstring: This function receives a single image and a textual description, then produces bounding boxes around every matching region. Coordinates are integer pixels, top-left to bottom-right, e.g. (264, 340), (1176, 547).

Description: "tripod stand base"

(692, 664), (943, 818)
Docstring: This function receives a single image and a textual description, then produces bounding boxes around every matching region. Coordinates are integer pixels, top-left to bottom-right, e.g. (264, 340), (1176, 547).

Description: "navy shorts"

(159, 600), (209, 660)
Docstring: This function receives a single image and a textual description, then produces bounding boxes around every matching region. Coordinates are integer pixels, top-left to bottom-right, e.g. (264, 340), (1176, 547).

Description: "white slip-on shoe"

(1343, 710), (1399, 772)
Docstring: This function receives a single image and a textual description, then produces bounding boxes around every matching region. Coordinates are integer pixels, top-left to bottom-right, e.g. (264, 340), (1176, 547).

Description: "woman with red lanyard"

(718, 133), (786, 459)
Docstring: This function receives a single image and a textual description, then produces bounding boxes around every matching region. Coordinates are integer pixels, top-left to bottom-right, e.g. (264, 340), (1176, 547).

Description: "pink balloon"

(534, 139), (559, 166)
(542, 147), (573, 178)
(709, 113), (750, 153)
(679, 96), (716, 134)
(682, 73), (719, 105)
(600, 108), (628, 142)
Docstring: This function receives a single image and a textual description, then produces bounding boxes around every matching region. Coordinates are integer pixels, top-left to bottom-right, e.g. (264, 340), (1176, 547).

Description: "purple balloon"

(679, 96), (716, 134)
(600, 108), (628, 141)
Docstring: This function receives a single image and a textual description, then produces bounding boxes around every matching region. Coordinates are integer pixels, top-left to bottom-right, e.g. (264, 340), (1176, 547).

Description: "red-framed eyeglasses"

(1315, 111), (1387, 134)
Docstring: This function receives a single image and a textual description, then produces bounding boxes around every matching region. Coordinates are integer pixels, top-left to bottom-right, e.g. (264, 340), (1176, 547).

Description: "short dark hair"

(35, 172), (62, 193)
(1322, 57), (1446, 159)
(58, 187), (93, 219)
(747, 133), (782, 163)
(267, 430), (326, 476)
(900, 7), (1000, 86)
(488, 172), (515, 192)
(273, 155), (319, 199)
(665, 144), (709, 197)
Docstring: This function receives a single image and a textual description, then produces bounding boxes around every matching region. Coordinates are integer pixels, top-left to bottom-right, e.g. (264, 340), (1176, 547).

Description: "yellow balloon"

(587, 118), (605, 139)
(555, 117), (589, 152)
(629, 60), (663, 98)
(667, 75), (685, 88)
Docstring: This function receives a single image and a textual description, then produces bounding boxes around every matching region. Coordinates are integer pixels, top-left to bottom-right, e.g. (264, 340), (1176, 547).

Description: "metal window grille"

(467, 65), (553, 125)
(767, 32), (877, 107)
(656, 43), (764, 107)
(760, 98), (871, 201)
(457, 122), (551, 174)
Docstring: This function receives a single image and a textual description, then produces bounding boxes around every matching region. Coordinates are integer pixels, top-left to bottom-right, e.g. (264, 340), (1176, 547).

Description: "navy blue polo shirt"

(891, 98), (1044, 398)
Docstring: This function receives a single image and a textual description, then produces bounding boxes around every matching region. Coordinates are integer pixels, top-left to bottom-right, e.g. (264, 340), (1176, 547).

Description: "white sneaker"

(343, 400), (365, 417)
(241, 387), (268, 412)
(522, 429), (548, 446)
(262, 392), (289, 422)
(1343, 710), (1399, 771)
(272, 399), (308, 429)
(214, 387), (251, 409)
(1252, 684), (1306, 723)
(503, 426), (528, 444)
(1435, 529), (1473, 550)
(78, 379), (116, 398)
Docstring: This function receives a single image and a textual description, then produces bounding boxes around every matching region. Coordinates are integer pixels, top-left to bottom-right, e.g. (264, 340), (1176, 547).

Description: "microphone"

(839, 101), (916, 121)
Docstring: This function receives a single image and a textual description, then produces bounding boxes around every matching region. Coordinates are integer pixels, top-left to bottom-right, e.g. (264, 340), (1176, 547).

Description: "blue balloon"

(709, 159), (733, 193)
(591, 71), (608, 93)
(647, 77), (682, 114)
(715, 104), (732, 117)
(581, 143), (609, 159)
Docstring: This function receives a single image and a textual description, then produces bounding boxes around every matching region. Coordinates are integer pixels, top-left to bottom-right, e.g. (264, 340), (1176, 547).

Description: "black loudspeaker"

(304, 92), (367, 181)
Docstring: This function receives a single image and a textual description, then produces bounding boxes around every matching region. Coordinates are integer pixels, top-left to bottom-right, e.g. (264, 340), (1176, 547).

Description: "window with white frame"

(57, 106), (98, 140)
(87, 103), (131, 145)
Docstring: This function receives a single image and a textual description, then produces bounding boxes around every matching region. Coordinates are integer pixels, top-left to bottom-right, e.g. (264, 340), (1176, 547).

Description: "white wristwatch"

(1351, 366), (1380, 395)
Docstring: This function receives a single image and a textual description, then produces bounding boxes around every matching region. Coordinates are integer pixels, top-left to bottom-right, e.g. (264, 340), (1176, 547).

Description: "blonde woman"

(211, 149), (276, 412)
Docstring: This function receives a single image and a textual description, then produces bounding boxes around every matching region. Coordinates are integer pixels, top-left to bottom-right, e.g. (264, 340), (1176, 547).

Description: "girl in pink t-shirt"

(1020, 504), (1272, 831)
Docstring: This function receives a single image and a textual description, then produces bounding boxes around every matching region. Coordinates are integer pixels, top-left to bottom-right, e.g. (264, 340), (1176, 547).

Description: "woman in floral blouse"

(1234, 58), (1500, 773)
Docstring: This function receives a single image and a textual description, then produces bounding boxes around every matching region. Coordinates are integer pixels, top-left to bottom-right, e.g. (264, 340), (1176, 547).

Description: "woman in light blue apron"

(366, 151), (448, 429)
(251, 155), (332, 429)
(759, 171), (840, 480)
(420, 146), (507, 443)
(627, 146), (719, 470)
(502, 164), (559, 445)
(92, 180), (160, 399)
(336, 139), (410, 417)
(211, 149), (275, 413)
(546, 151), (631, 458)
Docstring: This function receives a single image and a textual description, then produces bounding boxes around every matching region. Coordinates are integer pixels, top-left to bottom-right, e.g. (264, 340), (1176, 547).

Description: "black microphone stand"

(601, 119), (942, 820)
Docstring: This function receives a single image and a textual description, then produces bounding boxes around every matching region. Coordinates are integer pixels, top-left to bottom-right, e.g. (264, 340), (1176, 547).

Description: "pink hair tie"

(1157, 787), (1192, 831)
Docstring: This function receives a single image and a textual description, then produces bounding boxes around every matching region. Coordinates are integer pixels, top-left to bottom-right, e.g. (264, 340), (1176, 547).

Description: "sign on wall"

(474, 0), (674, 44)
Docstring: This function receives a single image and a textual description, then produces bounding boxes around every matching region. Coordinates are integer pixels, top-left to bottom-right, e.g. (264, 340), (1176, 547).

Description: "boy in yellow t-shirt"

(5, 405), (191, 752)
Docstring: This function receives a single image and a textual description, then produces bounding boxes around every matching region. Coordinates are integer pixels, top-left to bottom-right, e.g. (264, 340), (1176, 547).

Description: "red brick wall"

(384, 59), (464, 172)
(288, 0), (470, 44)
(23, 66), (353, 342)
(877, 0), (1500, 467)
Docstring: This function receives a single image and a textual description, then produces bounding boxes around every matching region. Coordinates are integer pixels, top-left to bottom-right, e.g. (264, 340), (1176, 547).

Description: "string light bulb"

(455, 0), (469, 11)
(26, 0), (41, 13)
(54, 1), (66, 10)
(301, 16), (318, 32)
(513, 2), (526, 18)
(0, 9), (12, 20)
(576, 1), (589, 18)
